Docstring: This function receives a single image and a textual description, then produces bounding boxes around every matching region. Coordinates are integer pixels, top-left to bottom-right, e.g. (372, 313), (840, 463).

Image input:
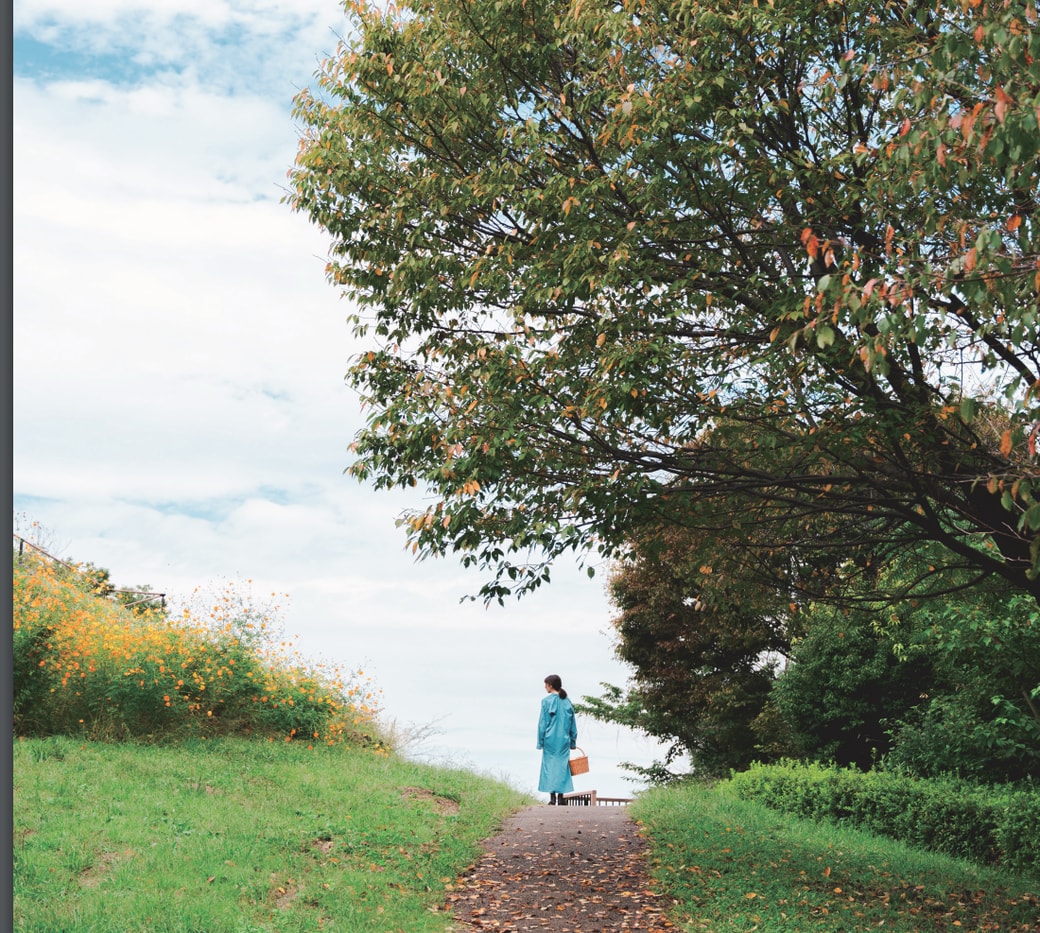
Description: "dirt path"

(445, 804), (678, 932)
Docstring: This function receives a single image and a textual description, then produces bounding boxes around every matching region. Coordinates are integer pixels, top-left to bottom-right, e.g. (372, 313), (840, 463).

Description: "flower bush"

(12, 549), (384, 749)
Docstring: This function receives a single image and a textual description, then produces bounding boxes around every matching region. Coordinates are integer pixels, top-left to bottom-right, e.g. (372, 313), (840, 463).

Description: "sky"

(12, 0), (674, 797)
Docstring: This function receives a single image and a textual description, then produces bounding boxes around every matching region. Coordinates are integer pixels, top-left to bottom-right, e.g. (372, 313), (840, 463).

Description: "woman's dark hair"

(544, 674), (567, 699)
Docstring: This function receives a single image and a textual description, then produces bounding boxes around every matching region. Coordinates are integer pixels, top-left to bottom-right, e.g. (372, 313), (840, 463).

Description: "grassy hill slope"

(14, 737), (530, 933)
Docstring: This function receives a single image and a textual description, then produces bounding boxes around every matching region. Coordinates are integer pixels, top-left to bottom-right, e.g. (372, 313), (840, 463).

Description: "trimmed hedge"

(728, 761), (1039, 877)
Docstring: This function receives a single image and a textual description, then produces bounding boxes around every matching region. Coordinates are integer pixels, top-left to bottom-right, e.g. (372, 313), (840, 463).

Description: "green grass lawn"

(16, 738), (1040, 933)
(14, 736), (531, 933)
(632, 781), (1040, 932)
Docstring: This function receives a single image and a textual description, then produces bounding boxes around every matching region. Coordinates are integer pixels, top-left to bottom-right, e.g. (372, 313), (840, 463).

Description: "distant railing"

(561, 790), (632, 807)
(13, 534), (166, 610)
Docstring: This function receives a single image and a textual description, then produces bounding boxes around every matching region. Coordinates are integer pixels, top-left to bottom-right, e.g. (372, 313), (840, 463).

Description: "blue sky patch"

(13, 34), (160, 86)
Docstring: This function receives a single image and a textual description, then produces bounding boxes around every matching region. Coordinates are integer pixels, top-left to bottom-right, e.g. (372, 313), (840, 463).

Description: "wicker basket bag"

(568, 747), (589, 776)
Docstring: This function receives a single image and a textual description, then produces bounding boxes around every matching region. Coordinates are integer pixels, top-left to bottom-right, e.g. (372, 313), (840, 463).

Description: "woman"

(536, 674), (578, 805)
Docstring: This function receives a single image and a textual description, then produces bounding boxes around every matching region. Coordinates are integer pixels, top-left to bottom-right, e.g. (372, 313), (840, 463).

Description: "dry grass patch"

(403, 785), (462, 815)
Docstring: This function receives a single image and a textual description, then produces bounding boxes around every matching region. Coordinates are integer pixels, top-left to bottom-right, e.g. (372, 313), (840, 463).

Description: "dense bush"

(13, 550), (383, 747)
(770, 606), (932, 769)
(729, 761), (1039, 877)
(883, 592), (1040, 784)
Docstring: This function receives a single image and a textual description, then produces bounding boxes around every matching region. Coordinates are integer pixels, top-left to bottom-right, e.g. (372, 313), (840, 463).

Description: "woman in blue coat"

(537, 674), (578, 805)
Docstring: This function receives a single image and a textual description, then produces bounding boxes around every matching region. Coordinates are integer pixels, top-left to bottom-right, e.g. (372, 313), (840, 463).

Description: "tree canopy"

(290, 0), (1040, 604)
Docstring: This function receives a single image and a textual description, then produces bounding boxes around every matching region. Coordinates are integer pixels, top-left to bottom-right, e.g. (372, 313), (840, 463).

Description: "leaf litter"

(445, 805), (677, 931)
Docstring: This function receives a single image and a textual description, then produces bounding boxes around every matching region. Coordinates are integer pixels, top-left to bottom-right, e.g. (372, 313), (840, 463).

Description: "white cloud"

(20, 83), (293, 196)
(13, 1), (670, 796)
(16, 0), (327, 28)
(14, 0), (349, 93)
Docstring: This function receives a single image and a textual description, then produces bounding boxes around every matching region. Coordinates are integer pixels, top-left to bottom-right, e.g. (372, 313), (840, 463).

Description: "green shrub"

(770, 607), (932, 770)
(883, 591), (1040, 784)
(994, 790), (1040, 876)
(729, 761), (1039, 876)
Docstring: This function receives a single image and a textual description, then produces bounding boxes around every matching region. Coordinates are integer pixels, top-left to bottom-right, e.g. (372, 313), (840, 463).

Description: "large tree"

(290, 0), (1040, 604)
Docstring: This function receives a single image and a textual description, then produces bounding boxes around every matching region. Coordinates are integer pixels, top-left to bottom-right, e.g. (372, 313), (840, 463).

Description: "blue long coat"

(537, 692), (578, 793)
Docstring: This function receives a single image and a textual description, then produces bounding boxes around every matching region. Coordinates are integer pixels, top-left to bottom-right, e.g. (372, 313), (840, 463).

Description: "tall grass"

(13, 549), (381, 747)
(14, 738), (531, 932)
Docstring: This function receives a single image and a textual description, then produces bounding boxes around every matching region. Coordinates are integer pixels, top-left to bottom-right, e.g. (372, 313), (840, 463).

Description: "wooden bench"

(561, 790), (632, 807)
